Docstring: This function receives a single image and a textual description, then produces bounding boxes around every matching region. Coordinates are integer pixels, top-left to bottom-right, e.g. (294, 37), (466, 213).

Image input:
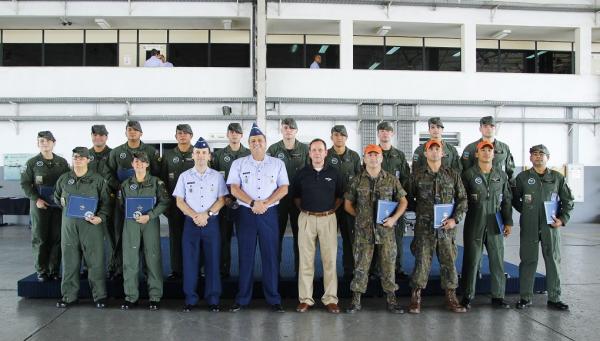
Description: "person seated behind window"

(159, 54), (174, 67)
(144, 49), (162, 67)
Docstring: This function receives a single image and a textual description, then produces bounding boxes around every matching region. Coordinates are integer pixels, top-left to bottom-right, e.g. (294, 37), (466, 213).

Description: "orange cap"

(424, 139), (442, 151)
(364, 144), (383, 155)
(476, 141), (494, 150)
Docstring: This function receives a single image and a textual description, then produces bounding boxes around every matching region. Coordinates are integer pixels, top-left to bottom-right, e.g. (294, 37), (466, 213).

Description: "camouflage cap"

(281, 117), (298, 130)
(37, 131), (56, 142)
(72, 146), (90, 158)
(331, 125), (348, 136)
(126, 120), (143, 132)
(227, 122), (243, 134)
(176, 124), (193, 135)
(132, 151), (149, 163)
(428, 117), (444, 128)
(480, 116), (496, 126)
(377, 121), (394, 132)
(529, 144), (550, 155)
(91, 124), (109, 135)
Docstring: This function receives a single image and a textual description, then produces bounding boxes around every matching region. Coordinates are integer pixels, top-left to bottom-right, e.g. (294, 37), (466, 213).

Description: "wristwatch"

(208, 210), (215, 217)
(250, 200), (255, 207)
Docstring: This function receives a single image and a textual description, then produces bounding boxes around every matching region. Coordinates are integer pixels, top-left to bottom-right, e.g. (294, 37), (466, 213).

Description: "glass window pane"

(425, 47), (461, 71)
(168, 43), (208, 67)
(85, 43), (117, 66)
(476, 48), (499, 72)
(210, 44), (250, 67)
(353, 45), (384, 70)
(267, 44), (305, 68)
(44, 44), (83, 66)
(538, 51), (573, 74)
(384, 46), (423, 70)
(305, 44), (339, 69)
(500, 50), (535, 73)
(2, 43), (42, 66)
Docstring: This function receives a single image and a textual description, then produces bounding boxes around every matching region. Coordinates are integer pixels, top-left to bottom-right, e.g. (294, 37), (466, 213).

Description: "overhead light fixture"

(526, 50), (548, 59)
(452, 51), (461, 57)
(223, 19), (232, 30)
(491, 29), (511, 40)
(318, 45), (329, 54)
(376, 25), (391, 37)
(95, 18), (111, 29)
(290, 44), (299, 53)
(386, 46), (400, 55)
(368, 62), (381, 70)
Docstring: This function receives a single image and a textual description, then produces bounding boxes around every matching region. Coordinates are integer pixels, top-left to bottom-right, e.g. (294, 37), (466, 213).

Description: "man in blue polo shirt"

(227, 123), (289, 313)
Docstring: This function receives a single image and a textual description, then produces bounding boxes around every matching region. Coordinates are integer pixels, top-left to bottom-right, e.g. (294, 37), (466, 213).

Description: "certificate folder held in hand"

(544, 200), (559, 225)
(495, 212), (504, 234)
(376, 200), (398, 224)
(38, 185), (59, 207)
(125, 197), (156, 220)
(433, 204), (454, 229)
(66, 196), (98, 219)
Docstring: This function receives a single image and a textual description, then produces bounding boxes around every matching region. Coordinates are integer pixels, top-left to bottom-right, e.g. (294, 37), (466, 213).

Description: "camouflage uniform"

(345, 169), (406, 294)
(407, 165), (467, 290)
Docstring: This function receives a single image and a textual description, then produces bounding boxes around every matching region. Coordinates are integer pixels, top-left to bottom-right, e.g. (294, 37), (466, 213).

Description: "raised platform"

(18, 236), (545, 299)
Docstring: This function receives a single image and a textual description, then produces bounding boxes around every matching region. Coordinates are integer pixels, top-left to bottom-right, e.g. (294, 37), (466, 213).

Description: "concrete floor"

(1, 223), (599, 341)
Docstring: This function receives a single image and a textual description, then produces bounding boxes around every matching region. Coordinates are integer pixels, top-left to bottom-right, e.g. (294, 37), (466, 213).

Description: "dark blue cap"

(249, 123), (265, 137)
(194, 137), (209, 149)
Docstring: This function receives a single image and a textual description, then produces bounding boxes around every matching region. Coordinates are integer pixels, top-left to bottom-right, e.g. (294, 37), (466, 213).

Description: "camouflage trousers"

(351, 231), (398, 294)
(410, 229), (459, 290)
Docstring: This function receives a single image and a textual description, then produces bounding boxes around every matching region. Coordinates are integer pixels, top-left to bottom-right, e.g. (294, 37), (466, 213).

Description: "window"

(499, 50), (536, 73)
(476, 48), (500, 72)
(44, 44), (83, 66)
(168, 43), (208, 67)
(85, 43), (118, 66)
(425, 47), (461, 71)
(306, 44), (339, 68)
(210, 44), (250, 67)
(538, 51), (573, 74)
(384, 46), (423, 70)
(354, 45), (384, 70)
(267, 44), (305, 68)
(2, 43), (42, 66)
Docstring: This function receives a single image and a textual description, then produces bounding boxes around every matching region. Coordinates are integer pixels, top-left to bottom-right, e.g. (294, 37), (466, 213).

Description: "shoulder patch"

(462, 151), (470, 159)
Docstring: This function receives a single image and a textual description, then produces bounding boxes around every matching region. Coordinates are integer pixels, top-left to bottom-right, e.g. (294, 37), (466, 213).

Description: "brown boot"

(408, 288), (421, 314)
(446, 289), (467, 313)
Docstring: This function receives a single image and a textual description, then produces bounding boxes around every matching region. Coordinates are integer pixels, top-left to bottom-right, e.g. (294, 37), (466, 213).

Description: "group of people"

(20, 114), (574, 315)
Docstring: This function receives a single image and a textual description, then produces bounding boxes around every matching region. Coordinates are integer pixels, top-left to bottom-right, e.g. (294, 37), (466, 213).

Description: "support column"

(339, 19), (353, 70)
(461, 23), (476, 73)
(255, 0), (267, 128)
(575, 26), (592, 75)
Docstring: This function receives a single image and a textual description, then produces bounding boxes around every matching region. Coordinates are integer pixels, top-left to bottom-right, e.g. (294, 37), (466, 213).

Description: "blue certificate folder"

(495, 212), (505, 234)
(38, 185), (59, 207)
(376, 200), (398, 224)
(125, 197), (156, 219)
(117, 168), (135, 182)
(544, 200), (559, 224)
(66, 196), (98, 219)
(433, 204), (454, 229)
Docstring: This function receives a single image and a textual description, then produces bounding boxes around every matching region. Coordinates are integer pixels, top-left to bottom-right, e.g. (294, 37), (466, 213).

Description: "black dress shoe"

(387, 303), (405, 314)
(183, 304), (195, 312)
(149, 301), (160, 310)
(460, 297), (472, 310)
(491, 298), (510, 309)
(229, 303), (246, 312)
(271, 304), (285, 313)
(120, 300), (137, 310)
(56, 299), (77, 308)
(345, 304), (362, 314)
(547, 301), (569, 311)
(209, 304), (221, 312)
(50, 273), (61, 281)
(515, 299), (532, 309)
(37, 273), (49, 282)
(167, 272), (181, 280)
(95, 299), (107, 309)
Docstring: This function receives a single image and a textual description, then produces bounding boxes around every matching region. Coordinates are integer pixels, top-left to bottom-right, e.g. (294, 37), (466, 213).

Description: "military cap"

(91, 125), (109, 135)
(529, 144), (550, 155)
(377, 121), (394, 132)
(331, 125), (348, 137)
(72, 146), (90, 158)
(480, 116), (496, 126)
(424, 139), (442, 151)
(363, 144), (383, 155)
(227, 123), (243, 134)
(249, 122), (265, 137)
(476, 141), (494, 150)
(281, 117), (298, 130)
(176, 124), (193, 135)
(37, 131), (56, 142)
(428, 117), (444, 128)
(132, 151), (149, 163)
(194, 137), (210, 150)
(126, 120), (143, 132)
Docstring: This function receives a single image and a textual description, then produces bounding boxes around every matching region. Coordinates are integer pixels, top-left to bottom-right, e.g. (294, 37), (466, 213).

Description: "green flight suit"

(461, 165), (513, 300)
(54, 170), (111, 303)
(20, 153), (70, 276)
(211, 144), (250, 276)
(120, 174), (170, 303)
(407, 165), (468, 290)
(160, 145), (194, 275)
(325, 146), (362, 275)
(412, 141), (462, 173)
(107, 141), (161, 275)
(461, 139), (515, 180)
(512, 168), (574, 302)
(266, 139), (309, 273)
(380, 146), (410, 274)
